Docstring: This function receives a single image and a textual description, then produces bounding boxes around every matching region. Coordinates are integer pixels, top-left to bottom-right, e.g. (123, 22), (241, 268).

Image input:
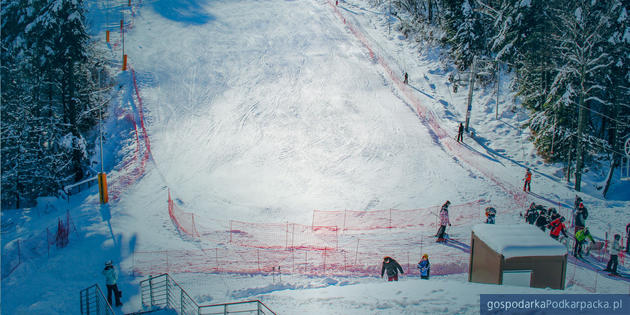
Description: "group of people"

(523, 202), (567, 239)
(523, 197), (626, 276)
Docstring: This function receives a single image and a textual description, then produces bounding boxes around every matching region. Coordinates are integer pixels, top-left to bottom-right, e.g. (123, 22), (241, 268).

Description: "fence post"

(354, 239), (359, 265)
(257, 249), (260, 272)
(224, 304), (228, 315)
(181, 283), (185, 315)
(149, 276), (154, 306)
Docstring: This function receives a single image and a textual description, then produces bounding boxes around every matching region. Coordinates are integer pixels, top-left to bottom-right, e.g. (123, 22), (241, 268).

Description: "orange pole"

(122, 54), (127, 71)
(106, 30), (110, 43)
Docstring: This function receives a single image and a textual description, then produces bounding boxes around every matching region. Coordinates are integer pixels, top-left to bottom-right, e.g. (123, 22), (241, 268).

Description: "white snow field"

(2, 0), (629, 314)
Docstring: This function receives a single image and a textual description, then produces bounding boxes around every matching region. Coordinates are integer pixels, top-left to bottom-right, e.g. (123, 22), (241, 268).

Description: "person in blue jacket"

(417, 254), (430, 279)
(102, 260), (123, 307)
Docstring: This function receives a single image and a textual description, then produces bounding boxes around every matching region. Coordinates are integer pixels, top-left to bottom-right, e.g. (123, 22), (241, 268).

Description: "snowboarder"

(381, 256), (404, 281)
(403, 72), (408, 84)
(485, 207), (496, 224)
(417, 254), (430, 279)
(603, 234), (622, 275)
(626, 223), (630, 253)
(547, 216), (568, 241)
(573, 227), (594, 258)
(456, 123), (464, 143)
(523, 168), (532, 192)
(102, 260), (123, 307)
(436, 201), (451, 242)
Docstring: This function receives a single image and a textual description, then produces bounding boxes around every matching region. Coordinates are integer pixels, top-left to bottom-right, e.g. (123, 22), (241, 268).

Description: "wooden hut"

(469, 224), (568, 289)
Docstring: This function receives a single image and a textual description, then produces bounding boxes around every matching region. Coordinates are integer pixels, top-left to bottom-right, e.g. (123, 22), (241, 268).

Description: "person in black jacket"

(574, 203), (588, 233)
(381, 256), (404, 281)
(626, 223), (630, 253)
(535, 208), (549, 232)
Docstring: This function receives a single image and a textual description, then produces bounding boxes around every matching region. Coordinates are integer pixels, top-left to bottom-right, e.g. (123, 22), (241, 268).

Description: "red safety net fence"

(230, 221), (339, 250)
(168, 190), (200, 238)
(1, 210), (78, 279)
(131, 246), (469, 277)
(312, 200), (483, 231)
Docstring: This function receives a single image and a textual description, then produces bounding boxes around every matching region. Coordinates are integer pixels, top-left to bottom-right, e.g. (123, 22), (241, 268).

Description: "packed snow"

(2, 0), (629, 314)
(472, 224), (567, 258)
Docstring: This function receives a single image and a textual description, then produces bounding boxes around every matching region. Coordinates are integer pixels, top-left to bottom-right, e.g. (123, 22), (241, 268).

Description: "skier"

(550, 208), (561, 222)
(573, 227), (595, 258)
(574, 203), (588, 233)
(524, 203), (539, 225)
(534, 207), (549, 232)
(436, 201), (451, 242)
(417, 254), (430, 280)
(573, 195), (583, 212)
(485, 207), (496, 224)
(626, 223), (630, 253)
(456, 123), (464, 143)
(381, 256), (404, 281)
(603, 234), (622, 275)
(547, 216), (568, 241)
(403, 72), (408, 84)
(102, 260), (123, 307)
(523, 168), (532, 192)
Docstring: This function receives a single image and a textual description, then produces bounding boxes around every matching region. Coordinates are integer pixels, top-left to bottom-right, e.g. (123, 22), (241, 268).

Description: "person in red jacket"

(547, 216), (568, 241)
(523, 168), (532, 192)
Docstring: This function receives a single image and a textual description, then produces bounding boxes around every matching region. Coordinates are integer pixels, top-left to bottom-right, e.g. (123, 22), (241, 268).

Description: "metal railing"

(139, 274), (276, 315)
(80, 284), (115, 315)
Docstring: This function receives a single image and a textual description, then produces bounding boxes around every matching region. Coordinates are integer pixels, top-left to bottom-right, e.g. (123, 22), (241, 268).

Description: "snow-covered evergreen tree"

(1, 0), (106, 207)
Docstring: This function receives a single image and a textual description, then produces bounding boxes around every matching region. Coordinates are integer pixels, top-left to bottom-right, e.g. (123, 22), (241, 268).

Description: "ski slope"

(2, 0), (629, 314)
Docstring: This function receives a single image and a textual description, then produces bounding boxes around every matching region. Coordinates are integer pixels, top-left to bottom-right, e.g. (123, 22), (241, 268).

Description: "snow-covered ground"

(2, 0), (629, 314)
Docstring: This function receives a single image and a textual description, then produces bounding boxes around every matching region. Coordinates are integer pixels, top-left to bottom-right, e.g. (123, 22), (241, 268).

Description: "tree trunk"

(602, 155), (618, 198)
(574, 66), (587, 191)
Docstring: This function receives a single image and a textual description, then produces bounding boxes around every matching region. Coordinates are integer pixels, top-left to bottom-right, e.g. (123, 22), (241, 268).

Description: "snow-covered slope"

(2, 0), (629, 314)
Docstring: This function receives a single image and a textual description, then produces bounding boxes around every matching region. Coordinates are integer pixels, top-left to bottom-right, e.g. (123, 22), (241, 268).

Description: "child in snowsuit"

(547, 216), (568, 241)
(436, 201), (451, 242)
(417, 254), (430, 280)
(485, 207), (496, 224)
(381, 256), (404, 281)
(604, 234), (622, 275)
(102, 260), (122, 307)
(573, 227), (595, 258)
(523, 168), (532, 192)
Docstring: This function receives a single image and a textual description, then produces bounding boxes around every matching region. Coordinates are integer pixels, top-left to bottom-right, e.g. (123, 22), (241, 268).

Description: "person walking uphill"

(417, 254), (430, 279)
(457, 123), (464, 143)
(102, 260), (123, 307)
(574, 203), (588, 233)
(381, 256), (404, 281)
(436, 201), (451, 242)
(523, 168), (532, 192)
